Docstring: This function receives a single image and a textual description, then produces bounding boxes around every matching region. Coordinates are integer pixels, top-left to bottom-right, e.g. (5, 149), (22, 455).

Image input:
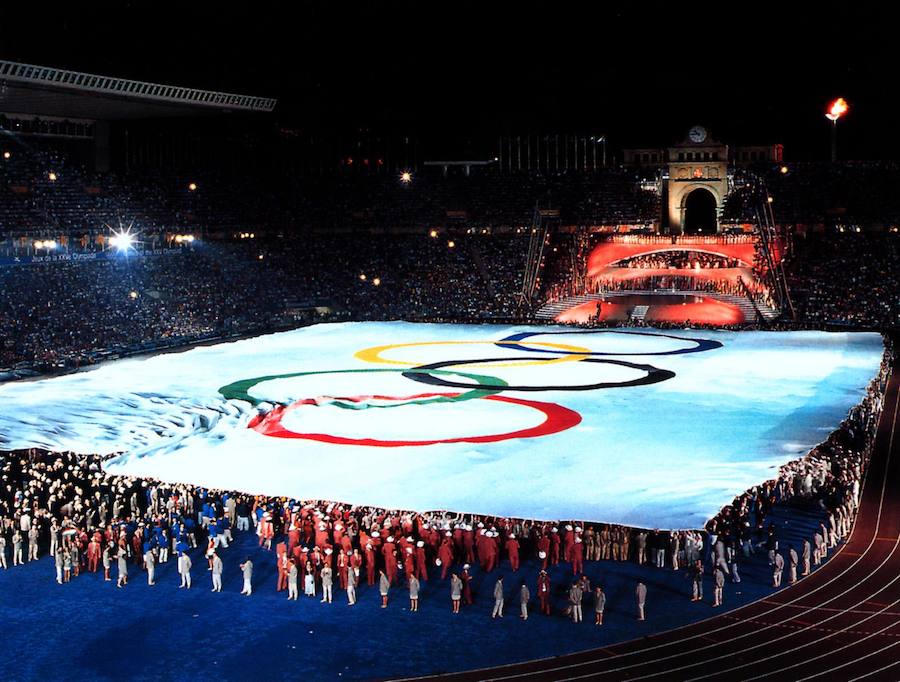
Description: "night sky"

(0, 1), (895, 160)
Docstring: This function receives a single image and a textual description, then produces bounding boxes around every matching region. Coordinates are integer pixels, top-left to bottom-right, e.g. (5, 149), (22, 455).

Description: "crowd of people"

(586, 274), (774, 307)
(612, 251), (743, 269)
(0, 234), (527, 372)
(725, 162), (900, 225)
(0, 447), (688, 619)
(786, 233), (900, 329)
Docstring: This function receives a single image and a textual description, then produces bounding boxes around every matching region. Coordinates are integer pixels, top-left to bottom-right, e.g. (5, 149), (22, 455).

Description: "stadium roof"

(0, 60), (277, 120)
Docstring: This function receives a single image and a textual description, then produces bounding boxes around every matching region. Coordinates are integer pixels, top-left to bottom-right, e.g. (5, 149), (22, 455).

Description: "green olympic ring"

(218, 367), (508, 409)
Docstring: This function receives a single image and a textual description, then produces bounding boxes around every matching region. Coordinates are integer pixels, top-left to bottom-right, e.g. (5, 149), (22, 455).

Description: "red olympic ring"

(249, 393), (581, 447)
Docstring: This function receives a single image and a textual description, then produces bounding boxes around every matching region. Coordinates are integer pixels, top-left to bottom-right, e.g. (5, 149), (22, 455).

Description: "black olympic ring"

(496, 329), (723, 357)
(402, 356), (676, 392)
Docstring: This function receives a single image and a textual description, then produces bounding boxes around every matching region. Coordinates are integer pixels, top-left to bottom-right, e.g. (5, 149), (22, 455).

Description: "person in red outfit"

(537, 569), (552, 615)
(537, 533), (551, 570)
(365, 542), (377, 586)
(276, 550), (288, 591)
(506, 533), (520, 572)
(550, 527), (561, 565)
(350, 548), (362, 584)
(462, 525), (475, 564)
(403, 546), (415, 579)
(461, 564), (474, 605)
(484, 532), (499, 573)
(87, 537), (101, 573)
(383, 536), (397, 585)
(438, 535), (454, 579)
(337, 549), (350, 590)
(572, 536), (585, 576)
(415, 540), (429, 581)
(563, 524), (575, 563)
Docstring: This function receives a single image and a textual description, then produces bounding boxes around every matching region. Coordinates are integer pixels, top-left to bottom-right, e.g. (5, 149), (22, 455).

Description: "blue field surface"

(0, 501), (832, 681)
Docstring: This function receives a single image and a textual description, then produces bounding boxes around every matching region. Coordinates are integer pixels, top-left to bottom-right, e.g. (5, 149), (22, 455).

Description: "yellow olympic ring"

(354, 340), (593, 368)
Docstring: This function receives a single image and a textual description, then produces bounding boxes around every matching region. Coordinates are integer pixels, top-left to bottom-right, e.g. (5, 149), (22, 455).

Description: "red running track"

(411, 368), (900, 682)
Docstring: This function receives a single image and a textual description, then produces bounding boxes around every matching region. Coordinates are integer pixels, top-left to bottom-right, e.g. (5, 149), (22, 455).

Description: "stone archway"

(682, 188), (717, 234)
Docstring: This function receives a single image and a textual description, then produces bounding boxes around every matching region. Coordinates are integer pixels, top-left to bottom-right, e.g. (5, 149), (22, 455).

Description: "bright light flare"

(109, 231), (135, 252)
(400, 171), (412, 184)
(826, 97), (849, 121)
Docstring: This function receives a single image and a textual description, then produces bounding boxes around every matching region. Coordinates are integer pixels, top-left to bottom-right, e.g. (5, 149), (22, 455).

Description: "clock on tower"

(688, 126), (707, 144)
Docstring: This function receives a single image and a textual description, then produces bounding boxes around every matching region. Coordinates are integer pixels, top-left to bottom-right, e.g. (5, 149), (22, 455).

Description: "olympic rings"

(402, 356), (675, 392)
(496, 329), (723, 357)
(354, 340), (593, 368)
(251, 394), (582, 446)
(218, 367), (506, 408)
(221, 329), (722, 446)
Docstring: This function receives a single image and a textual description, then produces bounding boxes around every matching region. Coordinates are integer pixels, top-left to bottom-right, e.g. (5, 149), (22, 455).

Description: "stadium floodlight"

(400, 171), (412, 184)
(448, 240), (456, 248)
(372, 277), (381, 286)
(826, 98), (849, 162)
(188, 182), (198, 192)
(48, 171), (57, 182)
(109, 230), (135, 252)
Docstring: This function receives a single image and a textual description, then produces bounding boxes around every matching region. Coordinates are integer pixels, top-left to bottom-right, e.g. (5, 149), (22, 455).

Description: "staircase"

(535, 293), (605, 320)
(630, 305), (650, 323)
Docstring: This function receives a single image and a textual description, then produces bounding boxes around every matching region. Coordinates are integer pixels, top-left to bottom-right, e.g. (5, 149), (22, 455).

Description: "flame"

(826, 97), (849, 121)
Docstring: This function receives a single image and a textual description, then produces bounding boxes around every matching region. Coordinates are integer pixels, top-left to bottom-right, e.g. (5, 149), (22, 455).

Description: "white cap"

(416, 540), (425, 547)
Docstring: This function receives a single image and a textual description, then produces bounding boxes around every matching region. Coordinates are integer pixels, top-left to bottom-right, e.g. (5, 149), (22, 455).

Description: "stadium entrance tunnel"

(683, 188), (717, 234)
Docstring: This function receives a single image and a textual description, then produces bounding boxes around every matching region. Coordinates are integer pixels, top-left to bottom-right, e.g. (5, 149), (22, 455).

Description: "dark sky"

(0, 1), (895, 159)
